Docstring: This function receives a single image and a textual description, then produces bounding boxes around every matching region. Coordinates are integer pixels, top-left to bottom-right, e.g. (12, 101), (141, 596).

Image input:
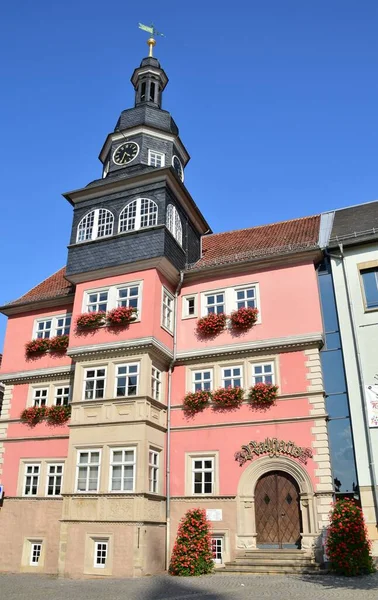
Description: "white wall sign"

(206, 509), (222, 522)
(365, 385), (378, 428)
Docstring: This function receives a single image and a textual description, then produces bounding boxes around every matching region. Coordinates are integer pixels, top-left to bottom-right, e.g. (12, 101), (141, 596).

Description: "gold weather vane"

(138, 22), (165, 57)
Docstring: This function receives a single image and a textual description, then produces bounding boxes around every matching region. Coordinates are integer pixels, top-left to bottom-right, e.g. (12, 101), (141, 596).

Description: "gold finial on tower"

(138, 23), (165, 58)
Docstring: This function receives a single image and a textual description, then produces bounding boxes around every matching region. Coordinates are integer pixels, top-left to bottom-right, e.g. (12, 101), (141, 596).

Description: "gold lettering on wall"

(234, 438), (313, 466)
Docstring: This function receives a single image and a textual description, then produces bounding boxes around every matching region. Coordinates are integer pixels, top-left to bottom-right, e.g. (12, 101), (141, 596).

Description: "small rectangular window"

(86, 291), (108, 313)
(148, 150), (165, 168)
(56, 315), (71, 336)
(54, 386), (71, 406)
(76, 450), (100, 492)
(94, 540), (108, 568)
(162, 289), (174, 332)
(34, 315), (71, 339)
(24, 464), (40, 496)
(83, 368), (106, 400)
(235, 286), (257, 309)
(192, 458), (214, 495)
(116, 363), (139, 397)
(252, 362), (274, 385)
(183, 295), (197, 318)
(206, 293), (225, 315)
(361, 268), (378, 309)
(117, 285), (140, 312)
(33, 388), (48, 407)
(212, 537), (223, 564)
(151, 367), (161, 401)
(221, 366), (243, 388)
(192, 370), (213, 392)
(30, 542), (42, 565)
(110, 448), (135, 492)
(46, 464), (64, 496)
(149, 450), (159, 493)
(36, 319), (52, 339)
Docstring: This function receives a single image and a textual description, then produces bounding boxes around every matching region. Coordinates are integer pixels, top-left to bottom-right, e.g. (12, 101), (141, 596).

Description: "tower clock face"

(113, 142), (139, 165)
(172, 155), (184, 182)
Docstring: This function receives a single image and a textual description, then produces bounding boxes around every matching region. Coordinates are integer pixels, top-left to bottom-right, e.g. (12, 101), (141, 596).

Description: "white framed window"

(115, 363), (139, 397)
(192, 369), (213, 392)
(86, 290), (108, 313)
(76, 450), (101, 492)
(166, 204), (183, 246)
(33, 388), (48, 407)
(251, 362), (275, 385)
(83, 367), (106, 400)
(54, 386), (71, 406)
(200, 284), (260, 318)
(148, 149), (165, 167)
(212, 537), (224, 564)
(34, 314), (72, 339)
(235, 286), (257, 309)
(151, 367), (161, 401)
(162, 288), (174, 332)
(119, 198), (158, 233)
(109, 448), (136, 492)
(222, 366), (243, 388)
(77, 208), (114, 243)
(192, 457), (214, 495)
(149, 449), (159, 493)
(24, 464), (40, 496)
(46, 463), (64, 496)
(206, 292), (225, 315)
(117, 284), (140, 312)
(30, 542), (42, 566)
(182, 295), (197, 318)
(94, 540), (108, 568)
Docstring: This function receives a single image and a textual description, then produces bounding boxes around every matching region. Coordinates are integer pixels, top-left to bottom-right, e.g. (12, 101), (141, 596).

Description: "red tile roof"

(6, 267), (74, 307)
(193, 215), (321, 270)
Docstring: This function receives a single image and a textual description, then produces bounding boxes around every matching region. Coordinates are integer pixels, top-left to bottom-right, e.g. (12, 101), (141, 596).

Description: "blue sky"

(0, 1), (377, 349)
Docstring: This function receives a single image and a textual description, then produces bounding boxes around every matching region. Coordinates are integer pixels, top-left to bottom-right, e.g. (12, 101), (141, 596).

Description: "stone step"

(233, 558), (316, 566)
(219, 564), (322, 575)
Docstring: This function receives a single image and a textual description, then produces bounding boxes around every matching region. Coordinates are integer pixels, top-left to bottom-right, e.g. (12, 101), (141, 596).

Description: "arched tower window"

(77, 208), (114, 243)
(119, 198), (158, 233)
(166, 204), (182, 246)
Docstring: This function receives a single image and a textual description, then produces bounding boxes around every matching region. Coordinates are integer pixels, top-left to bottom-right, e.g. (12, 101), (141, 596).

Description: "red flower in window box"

(76, 312), (106, 330)
(25, 338), (50, 357)
(211, 386), (244, 410)
(248, 382), (279, 409)
(230, 307), (258, 330)
(20, 406), (48, 427)
(46, 404), (72, 426)
(49, 335), (69, 353)
(107, 306), (137, 326)
(196, 313), (227, 337)
(183, 390), (212, 416)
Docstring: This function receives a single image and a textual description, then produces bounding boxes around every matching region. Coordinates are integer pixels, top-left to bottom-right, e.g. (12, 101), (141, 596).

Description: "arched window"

(166, 204), (182, 246)
(77, 208), (114, 243)
(119, 198), (158, 233)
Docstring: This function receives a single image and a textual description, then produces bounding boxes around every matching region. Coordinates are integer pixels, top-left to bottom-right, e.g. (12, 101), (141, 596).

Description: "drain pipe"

(165, 270), (184, 570)
(329, 245), (378, 525)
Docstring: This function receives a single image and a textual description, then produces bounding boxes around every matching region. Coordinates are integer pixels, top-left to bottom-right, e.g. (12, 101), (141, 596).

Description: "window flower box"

(107, 306), (137, 327)
(196, 312), (227, 337)
(46, 404), (71, 426)
(183, 390), (212, 416)
(248, 382), (279, 409)
(76, 312), (106, 330)
(25, 338), (50, 357)
(211, 386), (244, 410)
(230, 307), (259, 330)
(20, 406), (48, 427)
(48, 334), (69, 353)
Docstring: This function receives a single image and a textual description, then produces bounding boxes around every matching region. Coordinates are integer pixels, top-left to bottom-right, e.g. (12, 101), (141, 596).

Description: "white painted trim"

(44, 462), (64, 497)
(113, 362), (140, 398)
(82, 366), (107, 402)
(33, 313), (72, 340)
(66, 336), (173, 360)
(182, 294), (198, 319)
(108, 446), (136, 493)
(118, 198), (158, 234)
(148, 149), (165, 168)
(112, 141), (140, 165)
(93, 539), (108, 568)
(161, 286), (174, 334)
(82, 280), (142, 319)
(75, 448), (102, 493)
(76, 208), (114, 243)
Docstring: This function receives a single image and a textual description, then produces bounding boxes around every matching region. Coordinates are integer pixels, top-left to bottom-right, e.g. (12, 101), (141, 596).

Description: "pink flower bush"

(196, 312), (227, 336)
(48, 335), (69, 353)
(248, 382), (279, 409)
(25, 338), (50, 357)
(212, 386), (244, 410)
(230, 307), (258, 330)
(183, 390), (212, 416)
(76, 312), (106, 330)
(169, 508), (214, 576)
(46, 405), (71, 426)
(20, 406), (49, 427)
(107, 306), (137, 326)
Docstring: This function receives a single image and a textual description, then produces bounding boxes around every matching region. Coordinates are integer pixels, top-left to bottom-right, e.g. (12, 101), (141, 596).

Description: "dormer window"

(166, 204), (182, 246)
(119, 198), (158, 233)
(148, 150), (165, 168)
(77, 209), (114, 243)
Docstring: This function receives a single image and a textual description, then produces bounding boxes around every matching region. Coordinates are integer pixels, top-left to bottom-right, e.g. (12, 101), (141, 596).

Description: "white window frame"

(151, 367), (162, 401)
(23, 463), (41, 496)
(32, 387), (49, 407)
(30, 541), (43, 566)
(76, 449), (101, 493)
(200, 284), (261, 320)
(211, 536), (224, 564)
(82, 282), (142, 319)
(162, 287), (174, 333)
(149, 449), (159, 493)
(109, 447), (136, 493)
(119, 198), (158, 233)
(33, 314), (72, 339)
(54, 385), (71, 406)
(45, 463), (64, 496)
(221, 365), (243, 388)
(94, 540), (108, 568)
(166, 204), (183, 246)
(148, 149), (165, 168)
(182, 294), (197, 319)
(192, 457), (214, 495)
(77, 208), (114, 243)
(85, 289), (109, 313)
(204, 291), (225, 315)
(83, 367), (107, 401)
(192, 369), (213, 392)
(234, 285), (258, 310)
(115, 363), (139, 397)
(251, 362), (275, 385)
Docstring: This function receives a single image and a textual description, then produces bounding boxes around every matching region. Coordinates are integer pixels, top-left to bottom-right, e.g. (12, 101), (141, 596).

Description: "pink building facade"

(0, 48), (334, 577)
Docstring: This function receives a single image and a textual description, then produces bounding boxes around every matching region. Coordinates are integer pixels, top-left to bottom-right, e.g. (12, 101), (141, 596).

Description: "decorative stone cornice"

(2, 434), (69, 443)
(175, 332), (324, 362)
(0, 365), (74, 384)
(67, 336), (173, 362)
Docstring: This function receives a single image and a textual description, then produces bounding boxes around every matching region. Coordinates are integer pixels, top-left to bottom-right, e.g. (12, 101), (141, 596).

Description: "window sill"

(161, 324), (174, 336)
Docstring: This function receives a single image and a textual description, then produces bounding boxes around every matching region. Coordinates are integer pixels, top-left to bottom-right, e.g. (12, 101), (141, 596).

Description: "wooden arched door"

(255, 471), (302, 548)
